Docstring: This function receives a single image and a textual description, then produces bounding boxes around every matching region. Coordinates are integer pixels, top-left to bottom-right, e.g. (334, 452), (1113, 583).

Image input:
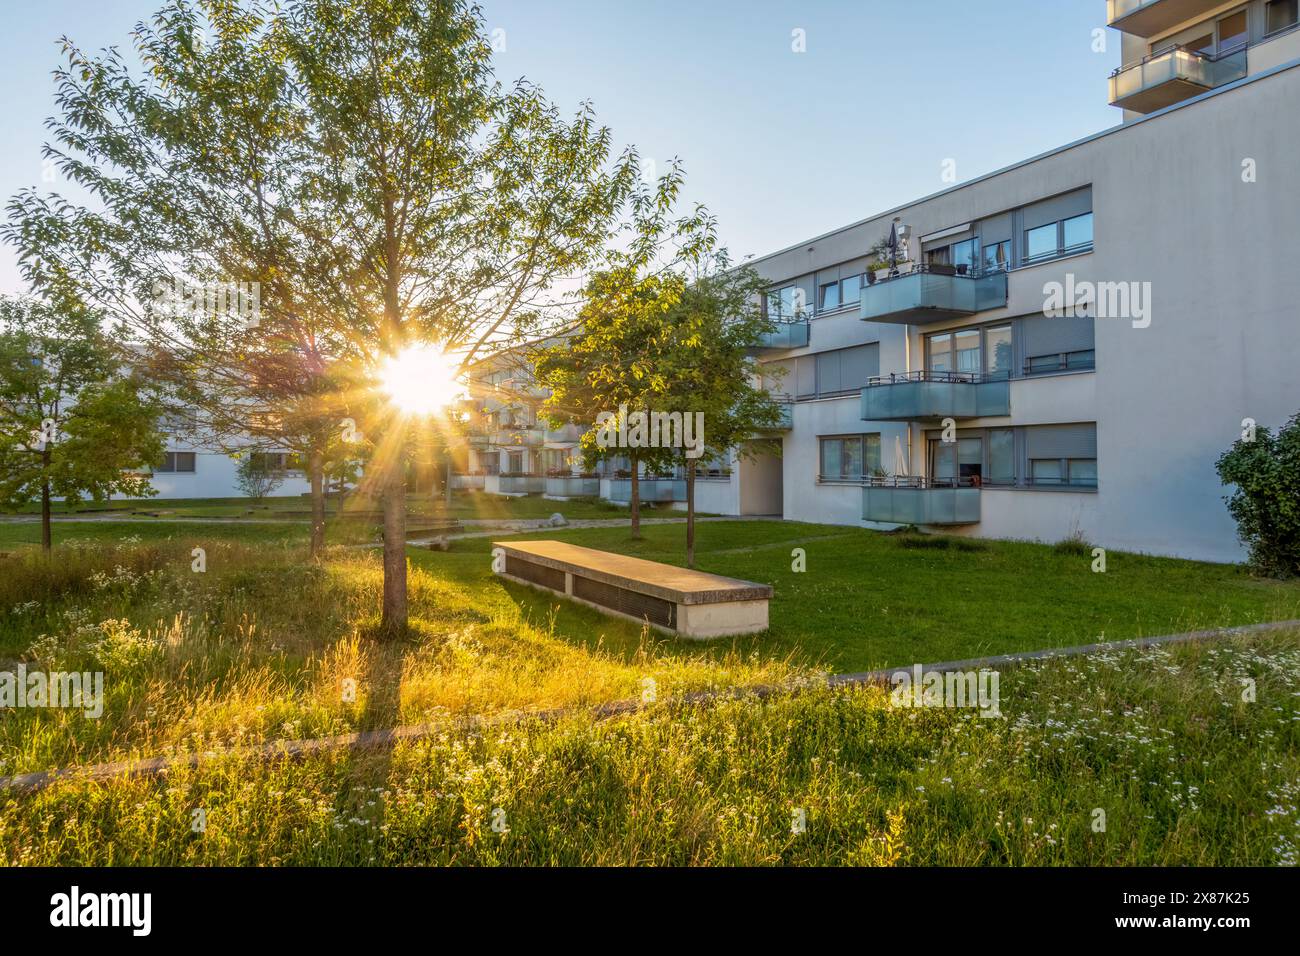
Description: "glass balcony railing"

(606, 478), (686, 503)
(545, 475), (600, 497)
(497, 474), (545, 495)
(544, 423), (583, 444)
(753, 320), (810, 350)
(861, 372), (1010, 421)
(450, 473), (485, 490)
(492, 426), (544, 447)
(862, 477), (981, 526)
(1109, 45), (1247, 113)
(1108, 0), (1223, 38)
(860, 266), (1007, 325)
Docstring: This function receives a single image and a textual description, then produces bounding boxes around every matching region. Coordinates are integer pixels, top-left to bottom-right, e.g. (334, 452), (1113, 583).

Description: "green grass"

(428, 521), (1300, 671)
(3, 630), (1298, 865)
(1, 491), (640, 522)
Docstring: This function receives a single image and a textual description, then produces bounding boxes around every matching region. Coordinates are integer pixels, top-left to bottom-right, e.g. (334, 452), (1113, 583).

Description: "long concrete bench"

(492, 540), (772, 639)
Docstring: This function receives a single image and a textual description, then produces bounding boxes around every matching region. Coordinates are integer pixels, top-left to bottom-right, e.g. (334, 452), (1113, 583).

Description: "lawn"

(2, 514), (1299, 864)
(4, 629), (1298, 865)
(1, 491), (639, 522)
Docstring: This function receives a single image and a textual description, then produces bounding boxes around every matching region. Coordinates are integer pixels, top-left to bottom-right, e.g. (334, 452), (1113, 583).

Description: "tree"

(1216, 414), (1300, 578)
(234, 451), (287, 500)
(6, 0), (673, 636)
(654, 255), (785, 567)
(0, 296), (163, 551)
(535, 269), (684, 539)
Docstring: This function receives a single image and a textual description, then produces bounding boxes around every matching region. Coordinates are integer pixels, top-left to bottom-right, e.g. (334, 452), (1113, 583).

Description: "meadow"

(1, 500), (1298, 864)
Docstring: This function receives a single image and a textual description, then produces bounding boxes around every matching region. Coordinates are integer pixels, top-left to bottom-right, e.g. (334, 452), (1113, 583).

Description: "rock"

(550, 513), (568, 527)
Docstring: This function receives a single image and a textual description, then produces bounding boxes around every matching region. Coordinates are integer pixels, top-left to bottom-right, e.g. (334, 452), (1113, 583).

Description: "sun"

(379, 344), (464, 416)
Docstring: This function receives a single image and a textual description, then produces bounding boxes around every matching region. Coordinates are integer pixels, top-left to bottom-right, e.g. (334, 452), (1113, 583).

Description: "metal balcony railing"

(861, 370), (1010, 420)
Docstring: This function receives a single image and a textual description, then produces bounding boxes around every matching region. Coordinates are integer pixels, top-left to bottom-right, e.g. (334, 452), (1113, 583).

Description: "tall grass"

(3, 631), (1297, 865)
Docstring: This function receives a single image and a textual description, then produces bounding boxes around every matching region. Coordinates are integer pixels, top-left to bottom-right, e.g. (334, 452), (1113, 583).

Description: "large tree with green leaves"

(6, 0), (679, 634)
(0, 296), (163, 551)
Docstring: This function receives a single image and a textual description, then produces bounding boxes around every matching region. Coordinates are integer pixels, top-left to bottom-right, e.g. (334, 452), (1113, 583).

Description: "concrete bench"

(492, 540), (772, 639)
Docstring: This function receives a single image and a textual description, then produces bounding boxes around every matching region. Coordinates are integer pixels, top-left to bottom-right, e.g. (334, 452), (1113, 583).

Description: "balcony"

(862, 477), (981, 526)
(450, 473), (485, 490)
(753, 320), (810, 351)
(1109, 45), (1247, 113)
(492, 426), (544, 448)
(758, 401), (794, 432)
(544, 422), (583, 445)
(606, 478), (686, 504)
(1107, 0), (1223, 38)
(860, 265), (1007, 325)
(861, 372), (1010, 422)
(545, 475), (600, 498)
(493, 474), (545, 495)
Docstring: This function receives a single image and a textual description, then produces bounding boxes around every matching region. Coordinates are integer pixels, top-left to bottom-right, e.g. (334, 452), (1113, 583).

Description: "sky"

(0, 0), (1120, 293)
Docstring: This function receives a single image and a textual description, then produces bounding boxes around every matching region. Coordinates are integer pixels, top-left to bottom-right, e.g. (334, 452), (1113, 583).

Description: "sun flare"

(379, 344), (464, 416)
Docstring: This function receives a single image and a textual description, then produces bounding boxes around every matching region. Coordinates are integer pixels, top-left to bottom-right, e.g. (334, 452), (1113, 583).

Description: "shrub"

(1216, 414), (1300, 578)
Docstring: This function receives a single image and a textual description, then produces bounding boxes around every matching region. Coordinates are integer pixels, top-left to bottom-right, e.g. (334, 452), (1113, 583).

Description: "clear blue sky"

(0, 0), (1119, 292)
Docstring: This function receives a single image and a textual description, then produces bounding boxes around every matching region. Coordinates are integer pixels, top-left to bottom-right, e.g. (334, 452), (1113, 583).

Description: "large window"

(1269, 0), (1299, 34)
(154, 451), (196, 473)
(819, 434), (881, 481)
(924, 423), (1097, 490)
(1025, 212), (1093, 263)
(767, 284), (804, 321)
(985, 325), (1014, 380)
(815, 272), (863, 313)
(981, 240), (1010, 272)
(507, 452), (524, 474)
(927, 326), (1001, 379)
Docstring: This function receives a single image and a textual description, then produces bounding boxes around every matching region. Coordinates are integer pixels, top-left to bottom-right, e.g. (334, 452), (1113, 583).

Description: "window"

(926, 245), (952, 266)
(249, 452), (300, 472)
(1062, 213), (1093, 252)
(951, 238), (977, 273)
(1068, 459), (1098, 487)
(1025, 213), (1093, 263)
(482, 454), (500, 476)
(930, 437), (983, 485)
(1268, 0), (1299, 34)
(928, 330), (980, 377)
(508, 452), (524, 474)
(1026, 349), (1095, 374)
(1025, 223), (1058, 262)
(819, 281), (840, 312)
(981, 240), (1010, 272)
(1217, 9), (1248, 51)
(985, 326), (1013, 380)
(1030, 459), (1063, 485)
(154, 452), (196, 474)
(840, 273), (862, 306)
(798, 344), (879, 398)
(767, 284), (803, 320)
(989, 429), (1015, 485)
(819, 435), (881, 481)
(928, 333), (953, 374)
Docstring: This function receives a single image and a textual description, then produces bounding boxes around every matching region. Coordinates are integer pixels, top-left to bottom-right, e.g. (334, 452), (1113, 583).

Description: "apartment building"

(698, 0), (1300, 562)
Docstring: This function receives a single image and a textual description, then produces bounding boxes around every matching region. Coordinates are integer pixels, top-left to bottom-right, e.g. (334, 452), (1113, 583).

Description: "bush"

(1216, 413), (1300, 578)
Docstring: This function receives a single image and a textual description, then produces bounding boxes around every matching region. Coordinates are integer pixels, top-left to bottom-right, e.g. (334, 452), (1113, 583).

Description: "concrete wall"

(143, 450), (311, 500)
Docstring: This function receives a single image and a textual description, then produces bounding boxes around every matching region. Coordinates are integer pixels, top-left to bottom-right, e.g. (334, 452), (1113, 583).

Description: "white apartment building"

(690, 0), (1300, 562)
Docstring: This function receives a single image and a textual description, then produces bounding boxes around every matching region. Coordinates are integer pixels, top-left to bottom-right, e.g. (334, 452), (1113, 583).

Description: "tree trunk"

(40, 457), (52, 554)
(445, 454), (453, 507)
(380, 467), (408, 637)
(685, 457), (696, 569)
(629, 452), (641, 539)
(309, 447), (325, 559)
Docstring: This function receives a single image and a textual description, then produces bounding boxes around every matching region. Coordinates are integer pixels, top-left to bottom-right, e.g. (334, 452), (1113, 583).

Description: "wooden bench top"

(493, 540), (773, 605)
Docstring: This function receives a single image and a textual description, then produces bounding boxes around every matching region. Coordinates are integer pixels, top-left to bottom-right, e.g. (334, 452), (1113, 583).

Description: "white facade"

(715, 39), (1300, 562)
